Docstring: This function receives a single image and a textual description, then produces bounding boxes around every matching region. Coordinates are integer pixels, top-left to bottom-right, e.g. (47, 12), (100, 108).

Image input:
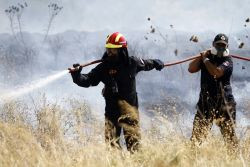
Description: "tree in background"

(5, 2), (28, 46)
(2, 2), (63, 84)
(43, 3), (63, 42)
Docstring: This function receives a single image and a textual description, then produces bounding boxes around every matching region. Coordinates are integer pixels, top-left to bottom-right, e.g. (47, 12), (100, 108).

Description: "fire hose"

(164, 54), (250, 67)
(68, 60), (103, 72)
(68, 55), (250, 72)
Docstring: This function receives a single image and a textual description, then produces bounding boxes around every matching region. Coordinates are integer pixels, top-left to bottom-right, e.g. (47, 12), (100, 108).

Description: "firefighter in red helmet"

(69, 32), (164, 152)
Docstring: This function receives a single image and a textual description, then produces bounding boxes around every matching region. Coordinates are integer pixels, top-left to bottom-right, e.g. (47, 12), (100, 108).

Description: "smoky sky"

(0, 0), (249, 34)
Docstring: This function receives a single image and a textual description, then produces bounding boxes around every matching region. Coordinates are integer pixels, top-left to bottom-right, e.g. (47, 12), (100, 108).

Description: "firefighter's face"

(213, 42), (228, 57)
(106, 48), (119, 57)
(214, 42), (227, 50)
(106, 48), (120, 64)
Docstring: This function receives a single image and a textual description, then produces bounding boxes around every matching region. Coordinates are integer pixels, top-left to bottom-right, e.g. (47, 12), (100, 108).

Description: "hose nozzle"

(68, 59), (103, 73)
(68, 66), (81, 73)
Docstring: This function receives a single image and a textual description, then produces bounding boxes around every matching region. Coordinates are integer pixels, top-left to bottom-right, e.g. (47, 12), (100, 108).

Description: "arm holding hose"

(188, 50), (231, 79)
(188, 50), (223, 76)
(70, 63), (101, 87)
(188, 54), (202, 73)
(132, 57), (165, 72)
(200, 51), (227, 79)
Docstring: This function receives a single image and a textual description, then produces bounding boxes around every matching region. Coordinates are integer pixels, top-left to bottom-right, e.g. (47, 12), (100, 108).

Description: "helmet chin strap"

(210, 47), (230, 57)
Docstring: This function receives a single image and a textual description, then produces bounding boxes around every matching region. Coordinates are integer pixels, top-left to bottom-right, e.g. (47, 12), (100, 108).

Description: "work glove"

(154, 59), (165, 71)
(69, 63), (82, 82)
(71, 63), (82, 73)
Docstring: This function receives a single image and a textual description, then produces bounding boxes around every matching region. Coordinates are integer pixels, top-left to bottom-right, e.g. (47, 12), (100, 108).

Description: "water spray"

(0, 70), (68, 101)
(0, 59), (104, 101)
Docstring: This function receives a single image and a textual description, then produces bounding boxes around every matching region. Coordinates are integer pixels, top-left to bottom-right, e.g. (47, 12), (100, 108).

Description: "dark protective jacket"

(197, 53), (235, 114)
(71, 55), (160, 116)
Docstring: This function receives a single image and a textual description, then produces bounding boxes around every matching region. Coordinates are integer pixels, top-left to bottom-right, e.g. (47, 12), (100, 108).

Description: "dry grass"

(0, 97), (249, 167)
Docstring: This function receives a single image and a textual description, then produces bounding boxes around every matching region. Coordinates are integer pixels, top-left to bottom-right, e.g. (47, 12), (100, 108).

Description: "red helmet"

(105, 32), (127, 48)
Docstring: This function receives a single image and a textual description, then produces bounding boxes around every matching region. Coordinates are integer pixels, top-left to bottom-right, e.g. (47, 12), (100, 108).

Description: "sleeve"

(71, 64), (102, 87)
(132, 56), (157, 73)
(218, 57), (233, 76)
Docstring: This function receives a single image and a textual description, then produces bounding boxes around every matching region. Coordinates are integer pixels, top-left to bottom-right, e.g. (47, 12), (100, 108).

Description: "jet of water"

(0, 70), (69, 101)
